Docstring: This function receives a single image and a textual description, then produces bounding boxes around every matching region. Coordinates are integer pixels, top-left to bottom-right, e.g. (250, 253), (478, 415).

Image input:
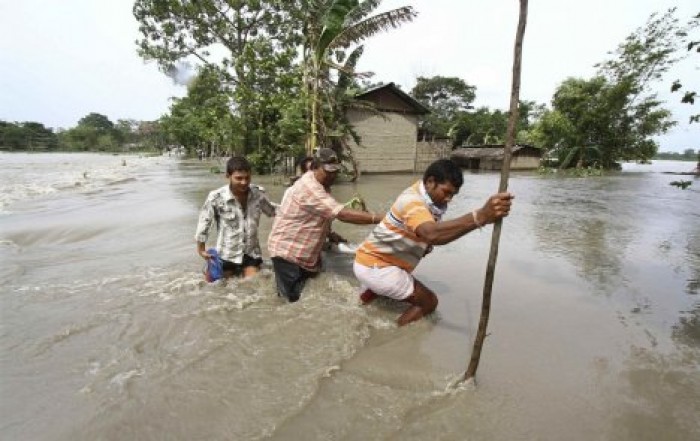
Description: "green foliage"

(670, 12), (700, 123)
(345, 194), (367, 211)
(0, 109), (161, 156)
(0, 120), (58, 150)
(132, 0), (415, 169)
(654, 148), (698, 160)
(57, 113), (130, 151)
(44, 113), (166, 152)
(78, 113), (114, 132)
(411, 75), (545, 146)
(445, 101), (543, 148)
(449, 107), (508, 146)
(408, 74), (542, 147)
(247, 151), (272, 174)
(596, 9), (685, 88)
(160, 67), (243, 156)
(134, 0), (299, 154)
(670, 180), (692, 189)
(303, 0), (416, 153)
(272, 94), (309, 152)
(411, 76), (476, 123)
(409, 76), (477, 142)
(530, 75), (675, 168)
(58, 113), (140, 152)
(526, 8), (689, 169)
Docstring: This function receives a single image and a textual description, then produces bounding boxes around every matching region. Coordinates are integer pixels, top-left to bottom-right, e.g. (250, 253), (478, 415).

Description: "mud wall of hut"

(414, 140), (451, 172)
(510, 154), (540, 170)
(348, 110), (418, 173)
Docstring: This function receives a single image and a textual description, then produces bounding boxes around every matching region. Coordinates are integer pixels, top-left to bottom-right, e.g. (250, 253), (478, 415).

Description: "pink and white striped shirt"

(267, 171), (343, 271)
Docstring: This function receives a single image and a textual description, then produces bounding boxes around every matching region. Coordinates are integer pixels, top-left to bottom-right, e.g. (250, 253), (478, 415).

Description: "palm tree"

(302, 0), (416, 154)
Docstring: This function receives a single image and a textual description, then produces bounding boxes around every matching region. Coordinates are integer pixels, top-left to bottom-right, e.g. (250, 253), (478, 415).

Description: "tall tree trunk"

(463, 0), (528, 383)
(310, 73), (319, 155)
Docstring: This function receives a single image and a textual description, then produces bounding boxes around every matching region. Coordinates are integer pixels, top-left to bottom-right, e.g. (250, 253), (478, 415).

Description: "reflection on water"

(0, 154), (699, 440)
(673, 303), (700, 347)
(682, 225), (700, 296)
(613, 345), (700, 441)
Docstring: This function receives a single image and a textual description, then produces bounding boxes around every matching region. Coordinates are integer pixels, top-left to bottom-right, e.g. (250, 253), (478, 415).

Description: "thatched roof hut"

(451, 144), (541, 170)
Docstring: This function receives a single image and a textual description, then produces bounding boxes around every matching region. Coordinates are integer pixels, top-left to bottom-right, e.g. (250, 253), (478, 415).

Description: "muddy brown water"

(1, 153), (698, 440)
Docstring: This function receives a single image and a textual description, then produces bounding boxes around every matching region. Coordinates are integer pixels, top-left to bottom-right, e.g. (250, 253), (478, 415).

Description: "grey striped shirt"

(195, 184), (276, 263)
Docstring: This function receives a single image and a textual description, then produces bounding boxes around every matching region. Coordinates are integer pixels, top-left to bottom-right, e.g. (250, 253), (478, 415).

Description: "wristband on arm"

(472, 209), (483, 229)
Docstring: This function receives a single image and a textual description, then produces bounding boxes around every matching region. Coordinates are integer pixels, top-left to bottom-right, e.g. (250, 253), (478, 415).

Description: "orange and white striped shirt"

(267, 171), (343, 271)
(355, 181), (440, 272)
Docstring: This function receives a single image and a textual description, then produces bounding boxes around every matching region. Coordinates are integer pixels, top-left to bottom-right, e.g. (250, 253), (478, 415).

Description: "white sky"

(1, 0), (697, 152)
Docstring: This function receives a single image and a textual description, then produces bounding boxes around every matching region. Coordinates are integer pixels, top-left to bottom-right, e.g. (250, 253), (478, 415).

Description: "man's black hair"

(226, 156), (251, 175)
(423, 159), (464, 189)
(299, 156), (316, 173)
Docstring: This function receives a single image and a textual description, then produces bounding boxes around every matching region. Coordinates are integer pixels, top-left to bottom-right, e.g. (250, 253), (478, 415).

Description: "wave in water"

(1, 266), (459, 440)
(0, 153), (171, 212)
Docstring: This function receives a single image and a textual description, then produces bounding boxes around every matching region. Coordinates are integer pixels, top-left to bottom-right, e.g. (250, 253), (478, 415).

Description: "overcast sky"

(1, 0), (697, 152)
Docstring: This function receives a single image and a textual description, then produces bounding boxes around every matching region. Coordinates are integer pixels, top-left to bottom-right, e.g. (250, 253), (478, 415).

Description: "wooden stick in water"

(463, 0), (529, 384)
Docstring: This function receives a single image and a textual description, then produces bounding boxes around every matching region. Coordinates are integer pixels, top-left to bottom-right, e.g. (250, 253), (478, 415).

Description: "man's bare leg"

(397, 279), (438, 326)
(243, 265), (259, 279)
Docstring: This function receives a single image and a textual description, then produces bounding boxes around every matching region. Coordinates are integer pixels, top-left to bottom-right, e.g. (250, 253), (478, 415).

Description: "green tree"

(448, 107), (508, 146)
(161, 67), (241, 156)
(409, 76), (542, 147)
(78, 113), (115, 132)
(302, 0), (416, 153)
(0, 121), (23, 149)
(411, 76), (476, 139)
(326, 45), (384, 177)
(57, 113), (120, 151)
(58, 125), (98, 151)
(411, 76), (477, 119)
(137, 121), (167, 151)
(234, 37), (304, 169)
(0, 121), (58, 151)
(115, 119), (139, 147)
(448, 104), (548, 148)
(133, 0), (296, 153)
(670, 12), (700, 123)
(23, 122), (58, 150)
(529, 9), (688, 168)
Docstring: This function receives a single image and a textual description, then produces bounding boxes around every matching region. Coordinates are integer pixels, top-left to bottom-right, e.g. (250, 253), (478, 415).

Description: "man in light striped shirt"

(268, 148), (383, 302)
(195, 156), (276, 280)
(354, 159), (514, 326)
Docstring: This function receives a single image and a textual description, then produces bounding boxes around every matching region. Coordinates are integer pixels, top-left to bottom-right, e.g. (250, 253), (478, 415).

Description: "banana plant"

(303, 0), (416, 154)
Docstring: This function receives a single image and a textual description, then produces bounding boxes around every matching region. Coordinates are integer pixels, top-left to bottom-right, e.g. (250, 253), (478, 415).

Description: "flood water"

(1, 152), (698, 440)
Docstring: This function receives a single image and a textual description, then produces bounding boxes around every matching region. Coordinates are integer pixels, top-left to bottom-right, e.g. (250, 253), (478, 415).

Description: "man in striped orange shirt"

(354, 159), (514, 326)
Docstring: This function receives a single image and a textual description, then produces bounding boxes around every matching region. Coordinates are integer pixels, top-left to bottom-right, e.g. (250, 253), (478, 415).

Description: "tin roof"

(355, 82), (430, 115)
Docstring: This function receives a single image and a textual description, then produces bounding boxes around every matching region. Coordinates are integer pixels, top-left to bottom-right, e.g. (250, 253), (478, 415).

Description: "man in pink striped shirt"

(268, 148), (383, 302)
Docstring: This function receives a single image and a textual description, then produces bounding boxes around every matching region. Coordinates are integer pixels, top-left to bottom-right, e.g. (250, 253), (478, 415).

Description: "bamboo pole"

(463, 0), (529, 383)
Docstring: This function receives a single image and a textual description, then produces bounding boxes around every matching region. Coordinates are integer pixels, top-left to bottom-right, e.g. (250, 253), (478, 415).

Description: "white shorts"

(353, 262), (414, 301)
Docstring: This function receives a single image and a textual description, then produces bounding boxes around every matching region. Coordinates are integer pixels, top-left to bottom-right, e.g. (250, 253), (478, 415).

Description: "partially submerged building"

(343, 84), (540, 173)
(451, 144), (542, 170)
(347, 83), (448, 173)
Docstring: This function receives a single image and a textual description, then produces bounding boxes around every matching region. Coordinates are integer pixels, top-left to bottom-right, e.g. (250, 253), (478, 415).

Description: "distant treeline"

(0, 113), (166, 152)
(654, 149), (698, 161)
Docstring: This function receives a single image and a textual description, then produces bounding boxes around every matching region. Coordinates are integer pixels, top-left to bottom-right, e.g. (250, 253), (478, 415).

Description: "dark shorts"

(222, 255), (263, 278)
(271, 257), (318, 303)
